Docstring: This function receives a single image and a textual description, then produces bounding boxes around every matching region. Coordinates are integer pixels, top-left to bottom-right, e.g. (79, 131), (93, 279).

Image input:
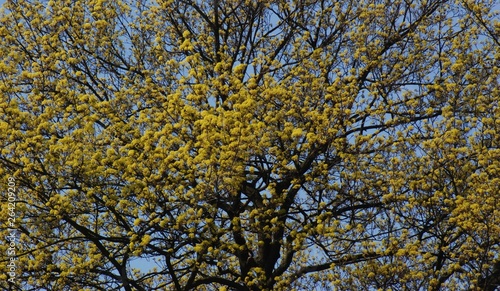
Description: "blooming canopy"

(1, 0), (500, 290)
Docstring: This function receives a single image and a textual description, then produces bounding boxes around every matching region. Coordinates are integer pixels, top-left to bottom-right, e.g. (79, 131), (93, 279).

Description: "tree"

(0, 0), (499, 290)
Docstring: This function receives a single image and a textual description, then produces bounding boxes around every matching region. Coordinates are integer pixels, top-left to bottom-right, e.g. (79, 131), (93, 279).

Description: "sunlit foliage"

(1, 0), (500, 290)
